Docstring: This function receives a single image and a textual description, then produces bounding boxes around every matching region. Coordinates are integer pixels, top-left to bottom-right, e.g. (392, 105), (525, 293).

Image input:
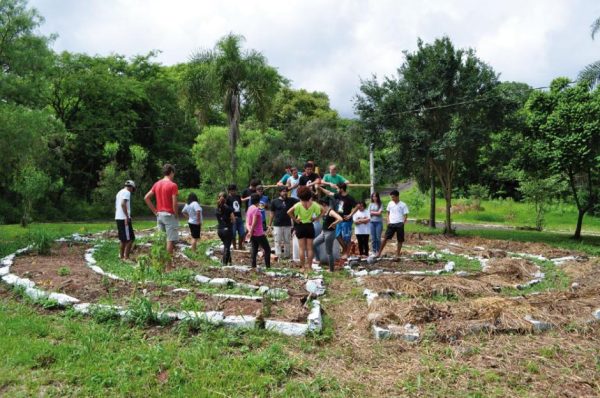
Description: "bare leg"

(119, 242), (126, 259)
(298, 238), (307, 276)
(191, 238), (198, 252)
(376, 237), (388, 258)
(238, 236), (244, 250)
(124, 241), (133, 259)
(397, 242), (403, 257)
(305, 238), (314, 275)
(166, 241), (175, 255)
(337, 236), (347, 258)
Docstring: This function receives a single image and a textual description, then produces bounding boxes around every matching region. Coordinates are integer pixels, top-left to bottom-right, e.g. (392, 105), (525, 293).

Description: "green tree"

(579, 16), (600, 86)
(356, 37), (500, 233)
(525, 78), (600, 239)
(11, 164), (62, 226)
(518, 175), (564, 231)
(184, 34), (282, 177)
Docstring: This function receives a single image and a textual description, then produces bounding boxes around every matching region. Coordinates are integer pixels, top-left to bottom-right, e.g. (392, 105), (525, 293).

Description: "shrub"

(468, 184), (489, 211)
(57, 266), (71, 276)
(29, 230), (53, 255)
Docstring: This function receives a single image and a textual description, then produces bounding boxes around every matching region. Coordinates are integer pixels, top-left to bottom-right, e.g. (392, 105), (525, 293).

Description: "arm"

(370, 205), (383, 217)
(318, 186), (334, 197)
(329, 210), (344, 229)
(121, 199), (130, 223)
(345, 204), (360, 221)
(196, 210), (202, 225)
(287, 204), (300, 224)
(269, 210), (275, 227)
(246, 212), (257, 240)
(229, 210), (235, 225)
(144, 190), (157, 216)
(172, 195), (178, 218)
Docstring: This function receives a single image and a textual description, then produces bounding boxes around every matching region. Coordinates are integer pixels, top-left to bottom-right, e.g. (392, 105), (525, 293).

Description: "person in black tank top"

(216, 192), (235, 265)
(313, 198), (343, 272)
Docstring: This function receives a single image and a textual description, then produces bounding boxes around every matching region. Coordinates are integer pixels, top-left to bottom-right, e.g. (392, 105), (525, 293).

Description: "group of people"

(113, 162), (410, 275)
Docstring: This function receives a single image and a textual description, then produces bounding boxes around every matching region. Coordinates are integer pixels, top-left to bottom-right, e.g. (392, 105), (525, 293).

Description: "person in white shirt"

(376, 189), (409, 259)
(115, 180), (136, 260)
(352, 201), (371, 257)
(182, 192), (203, 252)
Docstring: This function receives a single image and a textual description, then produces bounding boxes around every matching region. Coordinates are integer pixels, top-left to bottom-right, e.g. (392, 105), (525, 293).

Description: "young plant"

(28, 230), (53, 255)
(57, 266), (71, 277)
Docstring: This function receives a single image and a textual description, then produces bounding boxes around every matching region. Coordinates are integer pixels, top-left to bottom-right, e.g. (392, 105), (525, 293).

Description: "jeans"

(217, 226), (233, 265)
(370, 221), (383, 253)
(313, 230), (336, 271)
(250, 235), (271, 268)
(336, 220), (353, 244)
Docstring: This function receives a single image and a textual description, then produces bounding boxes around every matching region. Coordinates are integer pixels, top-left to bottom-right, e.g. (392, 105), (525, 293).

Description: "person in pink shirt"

(245, 193), (271, 268)
(144, 164), (179, 256)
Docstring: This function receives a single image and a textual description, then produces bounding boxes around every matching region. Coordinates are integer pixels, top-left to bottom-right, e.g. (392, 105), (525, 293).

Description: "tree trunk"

(574, 209), (585, 240)
(429, 174), (436, 228)
(228, 94), (241, 179)
(444, 187), (453, 234)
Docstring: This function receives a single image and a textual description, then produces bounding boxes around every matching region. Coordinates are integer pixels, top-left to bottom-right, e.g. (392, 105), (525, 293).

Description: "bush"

(29, 230), (53, 255)
(468, 184), (489, 211)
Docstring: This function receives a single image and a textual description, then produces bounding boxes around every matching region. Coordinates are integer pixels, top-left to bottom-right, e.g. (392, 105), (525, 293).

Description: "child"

(246, 193), (271, 269)
(182, 192), (202, 252)
(352, 201), (371, 258)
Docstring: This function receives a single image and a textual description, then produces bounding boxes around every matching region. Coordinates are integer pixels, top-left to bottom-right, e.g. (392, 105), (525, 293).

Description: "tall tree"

(184, 34), (282, 178)
(525, 77), (600, 239)
(357, 37), (500, 233)
(578, 16), (600, 86)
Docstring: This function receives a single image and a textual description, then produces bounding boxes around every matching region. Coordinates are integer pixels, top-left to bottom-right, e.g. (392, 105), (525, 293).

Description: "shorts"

(189, 223), (201, 239)
(233, 217), (245, 239)
(384, 222), (405, 242)
(335, 220), (353, 243)
(295, 223), (315, 239)
(157, 212), (179, 242)
(116, 219), (135, 242)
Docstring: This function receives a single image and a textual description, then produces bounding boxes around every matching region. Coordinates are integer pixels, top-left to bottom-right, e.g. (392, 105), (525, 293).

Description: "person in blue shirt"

(255, 185), (270, 231)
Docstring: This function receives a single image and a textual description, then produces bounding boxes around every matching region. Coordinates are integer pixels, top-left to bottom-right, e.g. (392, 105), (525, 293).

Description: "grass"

(395, 185), (600, 234)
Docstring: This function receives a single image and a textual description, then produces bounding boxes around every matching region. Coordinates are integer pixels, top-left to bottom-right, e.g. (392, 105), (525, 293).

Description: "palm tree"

(578, 17), (600, 86)
(185, 34), (282, 178)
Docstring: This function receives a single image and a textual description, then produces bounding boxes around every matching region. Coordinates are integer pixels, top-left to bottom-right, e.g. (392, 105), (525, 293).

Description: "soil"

(9, 242), (309, 322)
(196, 266), (307, 292)
(356, 258), (446, 272)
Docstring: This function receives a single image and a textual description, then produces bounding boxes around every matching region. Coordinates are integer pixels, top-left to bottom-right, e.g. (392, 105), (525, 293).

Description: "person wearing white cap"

(115, 180), (136, 260)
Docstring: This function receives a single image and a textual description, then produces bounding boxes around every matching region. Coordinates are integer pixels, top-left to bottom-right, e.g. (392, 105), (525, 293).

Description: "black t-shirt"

(216, 204), (233, 228)
(334, 193), (356, 217)
(241, 188), (256, 210)
(270, 197), (299, 227)
(227, 194), (242, 217)
(299, 173), (319, 186)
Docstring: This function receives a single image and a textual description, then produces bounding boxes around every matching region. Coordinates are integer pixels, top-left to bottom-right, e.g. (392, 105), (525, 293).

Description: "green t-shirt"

(293, 202), (322, 223)
(323, 173), (347, 192)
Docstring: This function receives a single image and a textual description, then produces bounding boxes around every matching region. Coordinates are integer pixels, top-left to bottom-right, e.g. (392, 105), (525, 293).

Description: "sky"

(29, 0), (600, 117)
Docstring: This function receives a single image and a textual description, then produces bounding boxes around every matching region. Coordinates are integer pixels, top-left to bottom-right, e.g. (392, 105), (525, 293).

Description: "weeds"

(28, 230), (53, 255)
(57, 266), (71, 277)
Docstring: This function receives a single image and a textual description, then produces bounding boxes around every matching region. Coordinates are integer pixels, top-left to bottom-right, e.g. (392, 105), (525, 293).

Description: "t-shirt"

(182, 201), (202, 225)
(369, 202), (383, 222)
(299, 173), (320, 186)
(151, 179), (179, 214)
(278, 173), (291, 185)
(334, 193), (357, 217)
(115, 188), (131, 220)
(241, 187), (256, 211)
(287, 175), (301, 198)
(227, 194), (242, 218)
(270, 197), (299, 227)
(216, 204), (233, 228)
(353, 209), (371, 235)
(323, 173), (347, 192)
(246, 205), (264, 236)
(293, 202), (322, 224)
(387, 200), (409, 224)
(258, 195), (269, 224)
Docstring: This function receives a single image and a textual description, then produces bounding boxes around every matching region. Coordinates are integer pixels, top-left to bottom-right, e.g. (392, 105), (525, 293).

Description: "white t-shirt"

(115, 188), (131, 220)
(387, 200), (409, 224)
(287, 175), (300, 198)
(353, 209), (371, 235)
(182, 201), (203, 224)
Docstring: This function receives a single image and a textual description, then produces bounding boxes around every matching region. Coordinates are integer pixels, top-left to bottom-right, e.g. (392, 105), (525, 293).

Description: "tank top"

(322, 209), (336, 230)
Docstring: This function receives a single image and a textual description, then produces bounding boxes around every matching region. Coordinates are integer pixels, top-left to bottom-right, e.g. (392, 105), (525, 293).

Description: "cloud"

(30, 0), (600, 116)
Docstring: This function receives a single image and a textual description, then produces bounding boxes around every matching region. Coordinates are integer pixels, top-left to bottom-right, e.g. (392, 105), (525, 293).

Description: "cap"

(256, 185), (264, 190)
(124, 180), (136, 189)
(278, 186), (288, 192)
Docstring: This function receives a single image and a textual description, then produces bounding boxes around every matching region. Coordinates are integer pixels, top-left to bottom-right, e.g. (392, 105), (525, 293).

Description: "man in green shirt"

(322, 164), (350, 193)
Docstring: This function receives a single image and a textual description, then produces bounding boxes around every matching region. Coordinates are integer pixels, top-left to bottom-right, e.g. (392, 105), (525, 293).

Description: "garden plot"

(1, 238), (323, 336)
(354, 237), (600, 342)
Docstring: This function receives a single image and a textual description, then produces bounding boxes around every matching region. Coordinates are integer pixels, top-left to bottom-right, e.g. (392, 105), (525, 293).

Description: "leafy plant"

(28, 230), (53, 255)
(57, 266), (71, 276)
(126, 296), (159, 327)
(468, 184), (489, 211)
(181, 294), (204, 312)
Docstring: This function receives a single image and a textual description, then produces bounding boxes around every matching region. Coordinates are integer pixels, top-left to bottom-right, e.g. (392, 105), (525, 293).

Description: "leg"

(313, 232), (325, 263)
(342, 222), (352, 257)
(298, 238), (306, 273)
(119, 242), (126, 259)
(397, 223), (405, 257)
(259, 235), (271, 268)
(273, 227), (283, 258)
(375, 221), (383, 253)
(305, 238), (314, 274)
(324, 231), (336, 272)
(124, 241), (133, 259)
(250, 236), (261, 268)
(282, 227), (292, 259)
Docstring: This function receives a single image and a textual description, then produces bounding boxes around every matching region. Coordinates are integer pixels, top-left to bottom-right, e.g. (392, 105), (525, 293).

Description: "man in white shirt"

(376, 189), (409, 259)
(115, 180), (136, 260)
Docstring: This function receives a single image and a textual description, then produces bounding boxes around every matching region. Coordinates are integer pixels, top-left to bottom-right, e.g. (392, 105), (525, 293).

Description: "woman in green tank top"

(287, 186), (323, 276)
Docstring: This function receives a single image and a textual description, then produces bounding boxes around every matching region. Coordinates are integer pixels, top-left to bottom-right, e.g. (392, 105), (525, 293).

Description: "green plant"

(57, 267), (71, 277)
(28, 230), (53, 255)
(125, 296), (159, 327)
(181, 294), (204, 312)
(468, 184), (489, 211)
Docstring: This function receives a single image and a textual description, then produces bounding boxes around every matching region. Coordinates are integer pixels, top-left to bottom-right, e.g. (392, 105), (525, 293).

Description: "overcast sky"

(29, 0), (600, 117)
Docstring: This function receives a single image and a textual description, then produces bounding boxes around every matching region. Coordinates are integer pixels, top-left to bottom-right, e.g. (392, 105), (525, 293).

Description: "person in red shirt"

(144, 164), (179, 255)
